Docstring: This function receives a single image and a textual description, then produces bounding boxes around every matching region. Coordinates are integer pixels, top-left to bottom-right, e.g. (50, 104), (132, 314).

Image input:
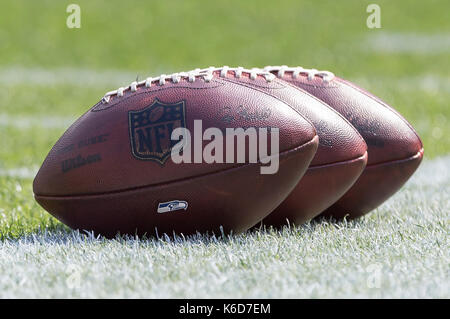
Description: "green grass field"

(0, 0), (449, 298)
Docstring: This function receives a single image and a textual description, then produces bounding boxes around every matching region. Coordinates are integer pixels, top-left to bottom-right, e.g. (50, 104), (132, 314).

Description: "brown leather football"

(265, 65), (424, 219)
(200, 67), (368, 227)
(33, 68), (319, 237)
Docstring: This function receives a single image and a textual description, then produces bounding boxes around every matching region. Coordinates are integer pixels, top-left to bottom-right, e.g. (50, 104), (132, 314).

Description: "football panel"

(282, 74), (423, 165)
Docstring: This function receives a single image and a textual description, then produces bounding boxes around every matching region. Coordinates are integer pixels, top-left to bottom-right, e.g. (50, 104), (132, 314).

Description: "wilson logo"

(61, 153), (101, 173)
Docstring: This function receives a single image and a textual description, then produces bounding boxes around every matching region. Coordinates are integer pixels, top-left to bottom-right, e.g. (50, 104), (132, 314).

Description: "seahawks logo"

(157, 200), (189, 214)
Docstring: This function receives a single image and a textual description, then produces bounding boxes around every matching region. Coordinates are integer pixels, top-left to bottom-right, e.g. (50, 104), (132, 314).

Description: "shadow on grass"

(1, 215), (367, 246)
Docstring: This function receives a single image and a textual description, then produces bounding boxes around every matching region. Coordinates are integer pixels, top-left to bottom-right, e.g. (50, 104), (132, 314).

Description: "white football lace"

(263, 65), (335, 83)
(102, 66), (275, 103)
(198, 66), (275, 82)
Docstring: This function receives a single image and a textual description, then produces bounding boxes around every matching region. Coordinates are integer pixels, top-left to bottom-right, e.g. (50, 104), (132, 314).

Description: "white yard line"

(0, 113), (75, 129)
(2, 72), (448, 132)
(2, 145), (448, 189)
(0, 166), (39, 179)
(407, 155), (450, 188)
(0, 64), (449, 93)
(351, 75), (450, 94)
(0, 66), (157, 87)
(0, 66), (448, 93)
(365, 32), (450, 54)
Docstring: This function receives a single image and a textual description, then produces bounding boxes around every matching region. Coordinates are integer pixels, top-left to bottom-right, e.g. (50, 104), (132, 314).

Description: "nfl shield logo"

(128, 99), (186, 164)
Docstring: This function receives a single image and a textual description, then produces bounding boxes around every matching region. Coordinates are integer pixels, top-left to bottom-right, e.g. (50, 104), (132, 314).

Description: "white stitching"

(144, 77), (153, 88)
(171, 73), (180, 83)
(130, 81), (138, 92)
(264, 65), (335, 83)
(220, 66), (229, 78)
(102, 66), (275, 103)
(199, 66), (275, 82)
(235, 67), (243, 78)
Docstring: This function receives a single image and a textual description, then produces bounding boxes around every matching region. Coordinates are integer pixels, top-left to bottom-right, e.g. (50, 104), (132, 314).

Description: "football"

(265, 65), (424, 219)
(200, 67), (368, 226)
(33, 68), (319, 237)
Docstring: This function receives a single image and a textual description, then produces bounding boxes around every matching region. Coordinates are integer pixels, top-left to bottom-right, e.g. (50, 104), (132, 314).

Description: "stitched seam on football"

(33, 135), (318, 198)
(364, 148), (423, 169)
(307, 151), (368, 170)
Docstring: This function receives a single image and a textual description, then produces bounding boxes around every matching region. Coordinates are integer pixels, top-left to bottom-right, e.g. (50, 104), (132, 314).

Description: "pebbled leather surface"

(278, 73), (423, 165)
(33, 71), (319, 236)
(272, 69), (424, 218)
(222, 73), (367, 166)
